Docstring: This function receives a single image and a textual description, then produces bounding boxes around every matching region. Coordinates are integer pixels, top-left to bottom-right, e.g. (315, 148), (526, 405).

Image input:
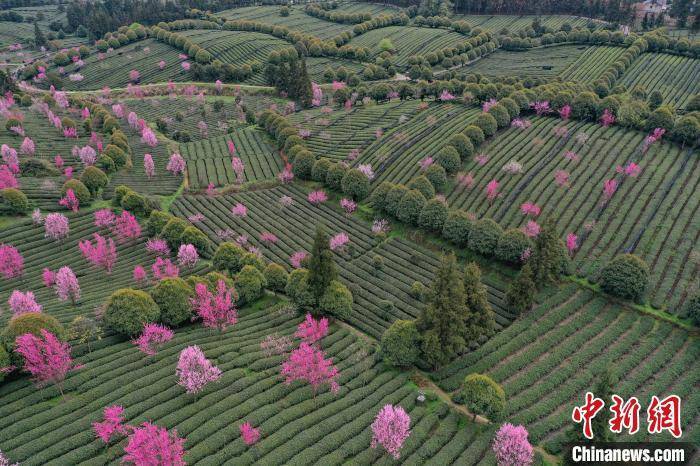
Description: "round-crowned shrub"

(684, 291), (700, 326)
(80, 166), (108, 195)
(0, 188), (29, 214)
(410, 281), (425, 300)
(456, 373), (505, 421)
(436, 210), (470, 249)
(319, 280), (353, 319)
(0, 345), (9, 381)
(104, 288), (161, 337)
(468, 218), (503, 256)
(495, 229), (533, 264)
(325, 162), (348, 191)
(241, 252), (265, 272)
(408, 176), (435, 200)
(104, 144), (128, 168)
(120, 191), (147, 216)
(381, 320), (420, 368)
(2, 312), (65, 365)
(213, 242), (247, 275)
(264, 263), (288, 292)
(292, 150), (314, 180)
(425, 164), (447, 191)
(449, 133), (474, 160)
(463, 125), (485, 146)
(474, 112), (498, 137)
(181, 226), (210, 255)
(160, 217), (189, 250)
(235, 265), (267, 305)
(369, 181), (394, 211)
(146, 210), (172, 237)
(150, 277), (193, 327)
(341, 168), (371, 200)
(436, 146), (461, 174)
(384, 184), (409, 217)
(419, 198), (448, 232)
(599, 254), (649, 302)
(397, 189), (427, 225)
(286, 268), (314, 308)
(62, 179), (91, 205)
(311, 159), (331, 182)
(488, 104), (511, 128)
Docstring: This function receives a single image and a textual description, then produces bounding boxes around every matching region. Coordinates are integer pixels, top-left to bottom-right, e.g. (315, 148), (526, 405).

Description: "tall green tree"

(416, 253), (468, 368)
(34, 21), (47, 47)
(462, 262), (495, 343)
(307, 226), (337, 310)
(529, 217), (568, 286)
(505, 263), (536, 314)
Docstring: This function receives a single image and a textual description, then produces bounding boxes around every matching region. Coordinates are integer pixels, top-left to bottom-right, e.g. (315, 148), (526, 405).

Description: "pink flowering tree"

(295, 314), (328, 346)
(307, 190), (327, 206)
(566, 233), (578, 255)
(146, 238), (170, 256)
(0, 165), (18, 190)
(0, 244), (24, 279)
(492, 423), (534, 466)
(280, 342), (340, 397)
(133, 323), (174, 357)
(166, 153), (186, 175)
(123, 422), (186, 466)
(600, 109), (615, 127)
(340, 198), (356, 215)
(177, 244), (199, 268)
(231, 157), (244, 183)
(290, 251), (308, 269)
(113, 211), (141, 243)
(532, 101), (550, 115)
(231, 202), (248, 217)
(55, 266), (80, 304)
(152, 257), (179, 280)
(602, 178), (618, 202)
(94, 209), (116, 228)
(240, 422), (260, 446)
(20, 137), (35, 156)
(176, 345), (222, 395)
(59, 188), (79, 212)
(79, 233), (117, 273)
(522, 220), (540, 238)
(42, 268), (56, 288)
(370, 404), (411, 460)
(144, 153), (155, 179)
(559, 104), (571, 120)
(141, 127), (158, 147)
(15, 329), (79, 397)
(191, 280), (237, 332)
(133, 265), (147, 283)
(8, 290), (42, 315)
(485, 179), (500, 203)
(329, 232), (350, 252)
(520, 203), (540, 217)
(93, 405), (128, 444)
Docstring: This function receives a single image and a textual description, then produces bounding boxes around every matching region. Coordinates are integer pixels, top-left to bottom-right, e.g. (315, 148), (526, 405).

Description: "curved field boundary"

(558, 45), (627, 82)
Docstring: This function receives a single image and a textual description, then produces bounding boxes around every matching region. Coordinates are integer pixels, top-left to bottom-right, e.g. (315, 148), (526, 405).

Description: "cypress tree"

(307, 226), (337, 310)
(463, 262), (495, 343)
(296, 58), (313, 108)
(529, 217), (567, 286)
(505, 263), (536, 314)
(416, 253), (468, 368)
(34, 22), (47, 47)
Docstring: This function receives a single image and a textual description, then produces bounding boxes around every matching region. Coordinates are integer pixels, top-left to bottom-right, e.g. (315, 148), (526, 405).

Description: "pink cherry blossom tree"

(520, 203), (540, 217)
(0, 165), (18, 190)
(94, 209), (116, 228)
(340, 198), (357, 215)
(559, 104), (571, 120)
(290, 251), (308, 269)
(166, 153), (186, 175)
(176, 345), (222, 395)
(231, 202), (247, 217)
(42, 268), (55, 287)
(602, 178), (618, 202)
(141, 127), (158, 147)
(79, 233), (117, 273)
(55, 266), (80, 304)
(295, 314), (328, 345)
(152, 257), (179, 280)
(146, 238), (170, 256)
(227, 140), (236, 156)
(20, 137), (35, 156)
(133, 265), (147, 282)
(15, 329), (79, 397)
(191, 280), (237, 332)
(177, 244), (199, 268)
(231, 157), (244, 183)
(0, 244), (23, 279)
(93, 405), (128, 444)
(566, 233), (578, 255)
(600, 109), (615, 127)
(370, 404), (411, 460)
(492, 423), (534, 466)
(522, 220), (540, 238)
(133, 323), (174, 357)
(329, 232), (350, 251)
(8, 290), (42, 315)
(307, 190), (327, 206)
(123, 422), (186, 466)
(59, 188), (79, 212)
(240, 422), (260, 446)
(144, 153), (155, 179)
(113, 211), (141, 243)
(280, 342), (340, 396)
(485, 179), (500, 203)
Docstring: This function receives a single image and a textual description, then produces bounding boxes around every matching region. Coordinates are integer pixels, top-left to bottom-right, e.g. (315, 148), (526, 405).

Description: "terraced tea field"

(453, 14), (598, 33)
(557, 45), (628, 82)
(462, 44), (591, 78)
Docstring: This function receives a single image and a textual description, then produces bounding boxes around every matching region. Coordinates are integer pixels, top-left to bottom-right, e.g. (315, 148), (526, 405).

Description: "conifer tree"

(505, 263), (536, 314)
(416, 253), (467, 368)
(296, 58), (313, 108)
(34, 22), (46, 47)
(463, 262), (495, 343)
(307, 226), (337, 310)
(529, 217), (567, 286)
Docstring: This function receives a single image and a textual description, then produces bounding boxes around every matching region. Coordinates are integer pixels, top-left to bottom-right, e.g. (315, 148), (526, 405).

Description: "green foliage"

(181, 226), (210, 256)
(160, 217), (189, 250)
(435, 145), (461, 174)
(599, 254), (649, 302)
(62, 179), (91, 205)
(307, 227), (337, 311)
(369, 181), (395, 211)
(150, 278), (193, 327)
(425, 164), (447, 191)
(506, 263), (536, 314)
(463, 125), (485, 146)
(319, 280), (353, 320)
(264, 263), (288, 292)
(235, 265), (267, 305)
(645, 105), (675, 132)
(325, 162), (348, 191)
(0, 345), (9, 382)
(286, 268), (314, 308)
(2, 313), (65, 365)
(213, 242), (247, 275)
(146, 210), (172, 237)
(384, 184), (409, 217)
(683, 290), (700, 326)
(381, 320), (419, 368)
(449, 133), (474, 160)
(341, 168), (371, 200)
(457, 373), (506, 421)
(104, 288), (161, 337)
(442, 210), (472, 246)
(292, 150), (315, 179)
(311, 158), (332, 182)
(397, 189), (427, 225)
(417, 253), (468, 368)
(463, 262), (495, 343)
(408, 176), (435, 200)
(468, 218), (503, 257)
(529, 217), (567, 286)
(0, 188), (29, 214)
(68, 316), (102, 351)
(104, 144), (128, 168)
(474, 112), (498, 137)
(488, 104), (510, 128)
(241, 252), (265, 272)
(418, 198), (448, 232)
(495, 228), (533, 264)
(80, 166), (108, 195)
